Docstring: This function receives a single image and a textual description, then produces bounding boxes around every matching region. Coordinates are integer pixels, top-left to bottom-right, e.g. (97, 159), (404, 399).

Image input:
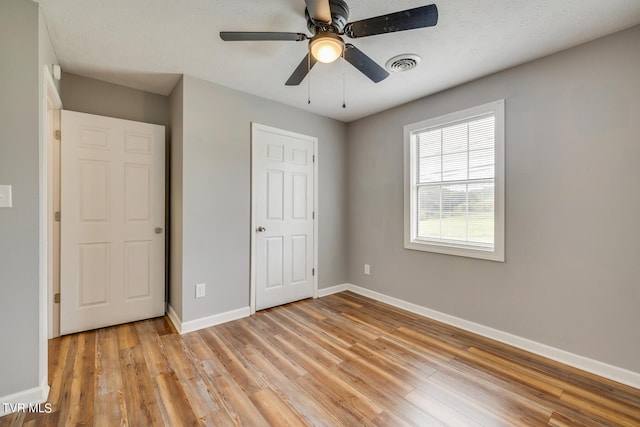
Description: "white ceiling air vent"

(385, 54), (422, 72)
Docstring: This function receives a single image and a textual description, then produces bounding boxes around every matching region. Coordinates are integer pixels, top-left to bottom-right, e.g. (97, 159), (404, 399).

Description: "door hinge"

(312, 211), (315, 220)
(54, 293), (60, 304)
(54, 211), (61, 222)
(54, 130), (61, 140)
(313, 154), (315, 163)
(312, 268), (315, 276)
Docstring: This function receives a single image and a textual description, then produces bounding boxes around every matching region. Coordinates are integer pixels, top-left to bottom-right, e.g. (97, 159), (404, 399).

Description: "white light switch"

(0, 185), (12, 208)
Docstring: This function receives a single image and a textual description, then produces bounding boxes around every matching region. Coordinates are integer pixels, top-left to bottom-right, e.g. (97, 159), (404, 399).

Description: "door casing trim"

(41, 65), (62, 402)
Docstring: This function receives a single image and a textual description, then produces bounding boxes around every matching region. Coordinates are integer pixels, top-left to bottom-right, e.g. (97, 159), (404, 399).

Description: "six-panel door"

(60, 110), (165, 335)
(253, 124), (316, 311)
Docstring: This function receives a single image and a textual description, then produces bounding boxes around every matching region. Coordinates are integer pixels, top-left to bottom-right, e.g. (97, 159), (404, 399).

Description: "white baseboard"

(323, 283), (640, 390)
(0, 379), (50, 417)
(317, 283), (349, 298)
(167, 304), (251, 334)
(166, 304), (182, 333)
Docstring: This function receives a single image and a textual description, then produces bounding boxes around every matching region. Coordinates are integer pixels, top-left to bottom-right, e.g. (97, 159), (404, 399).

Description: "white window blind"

(404, 100), (504, 261)
(415, 115), (495, 247)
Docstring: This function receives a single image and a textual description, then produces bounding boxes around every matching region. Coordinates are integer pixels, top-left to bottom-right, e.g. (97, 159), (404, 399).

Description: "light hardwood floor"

(2, 291), (639, 426)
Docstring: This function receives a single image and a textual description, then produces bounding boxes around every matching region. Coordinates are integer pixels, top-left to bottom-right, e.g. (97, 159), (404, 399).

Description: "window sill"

(404, 239), (504, 262)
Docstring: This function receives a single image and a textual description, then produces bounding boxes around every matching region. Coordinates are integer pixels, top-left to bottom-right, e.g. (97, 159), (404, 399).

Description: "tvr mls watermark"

(2, 402), (53, 414)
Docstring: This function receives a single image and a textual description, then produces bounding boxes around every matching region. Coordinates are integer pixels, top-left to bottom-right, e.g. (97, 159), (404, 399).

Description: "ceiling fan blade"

(344, 4), (438, 38)
(343, 44), (389, 83)
(220, 32), (307, 42)
(285, 53), (318, 86)
(305, 0), (332, 24)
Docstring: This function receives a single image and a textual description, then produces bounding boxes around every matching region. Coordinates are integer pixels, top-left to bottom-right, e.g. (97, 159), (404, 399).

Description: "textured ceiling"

(37, 0), (640, 122)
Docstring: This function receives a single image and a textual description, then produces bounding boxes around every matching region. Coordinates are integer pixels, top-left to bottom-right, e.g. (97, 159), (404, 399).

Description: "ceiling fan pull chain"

(307, 53), (311, 104)
(342, 50), (346, 109)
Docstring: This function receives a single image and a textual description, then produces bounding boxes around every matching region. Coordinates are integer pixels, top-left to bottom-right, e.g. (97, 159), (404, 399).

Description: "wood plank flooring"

(2, 291), (639, 426)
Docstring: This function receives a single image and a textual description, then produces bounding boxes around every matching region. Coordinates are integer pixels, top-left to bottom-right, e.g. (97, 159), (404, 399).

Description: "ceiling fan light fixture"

(310, 33), (344, 63)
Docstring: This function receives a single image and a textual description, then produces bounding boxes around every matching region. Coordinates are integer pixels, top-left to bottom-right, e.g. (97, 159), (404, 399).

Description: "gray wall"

(0, 0), (41, 397)
(39, 9), (60, 96)
(346, 25), (640, 372)
(61, 72), (170, 127)
(169, 78), (184, 319)
(171, 75), (348, 322)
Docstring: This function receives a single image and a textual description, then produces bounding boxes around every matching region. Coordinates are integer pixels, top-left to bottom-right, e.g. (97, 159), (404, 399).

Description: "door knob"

(256, 226), (266, 232)
(154, 227), (163, 234)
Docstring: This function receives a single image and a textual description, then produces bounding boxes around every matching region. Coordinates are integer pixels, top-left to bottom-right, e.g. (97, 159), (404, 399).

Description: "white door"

(252, 124), (316, 311)
(60, 110), (165, 335)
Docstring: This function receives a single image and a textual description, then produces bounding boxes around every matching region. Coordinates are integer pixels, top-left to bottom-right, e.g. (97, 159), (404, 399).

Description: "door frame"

(41, 66), (62, 395)
(46, 84), (62, 340)
(250, 123), (318, 315)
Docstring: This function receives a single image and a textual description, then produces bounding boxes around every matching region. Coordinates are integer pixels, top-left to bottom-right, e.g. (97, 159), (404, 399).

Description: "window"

(404, 100), (505, 261)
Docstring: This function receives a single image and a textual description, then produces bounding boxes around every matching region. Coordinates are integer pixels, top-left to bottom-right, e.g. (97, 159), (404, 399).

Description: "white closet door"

(252, 124), (316, 311)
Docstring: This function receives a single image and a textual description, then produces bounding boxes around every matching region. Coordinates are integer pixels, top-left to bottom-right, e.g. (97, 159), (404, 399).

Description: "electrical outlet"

(0, 185), (12, 208)
(195, 283), (206, 298)
(364, 264), (370, 275)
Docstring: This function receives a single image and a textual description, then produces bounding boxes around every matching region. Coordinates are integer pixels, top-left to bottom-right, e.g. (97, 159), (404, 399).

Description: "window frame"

(403, 99), (505, 262)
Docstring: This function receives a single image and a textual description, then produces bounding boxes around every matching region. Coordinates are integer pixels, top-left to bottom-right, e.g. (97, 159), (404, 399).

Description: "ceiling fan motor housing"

(306, 0), (350, 34)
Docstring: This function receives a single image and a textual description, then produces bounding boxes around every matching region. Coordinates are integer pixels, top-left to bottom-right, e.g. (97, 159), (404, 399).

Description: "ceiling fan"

(220, 0), (438, 86)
